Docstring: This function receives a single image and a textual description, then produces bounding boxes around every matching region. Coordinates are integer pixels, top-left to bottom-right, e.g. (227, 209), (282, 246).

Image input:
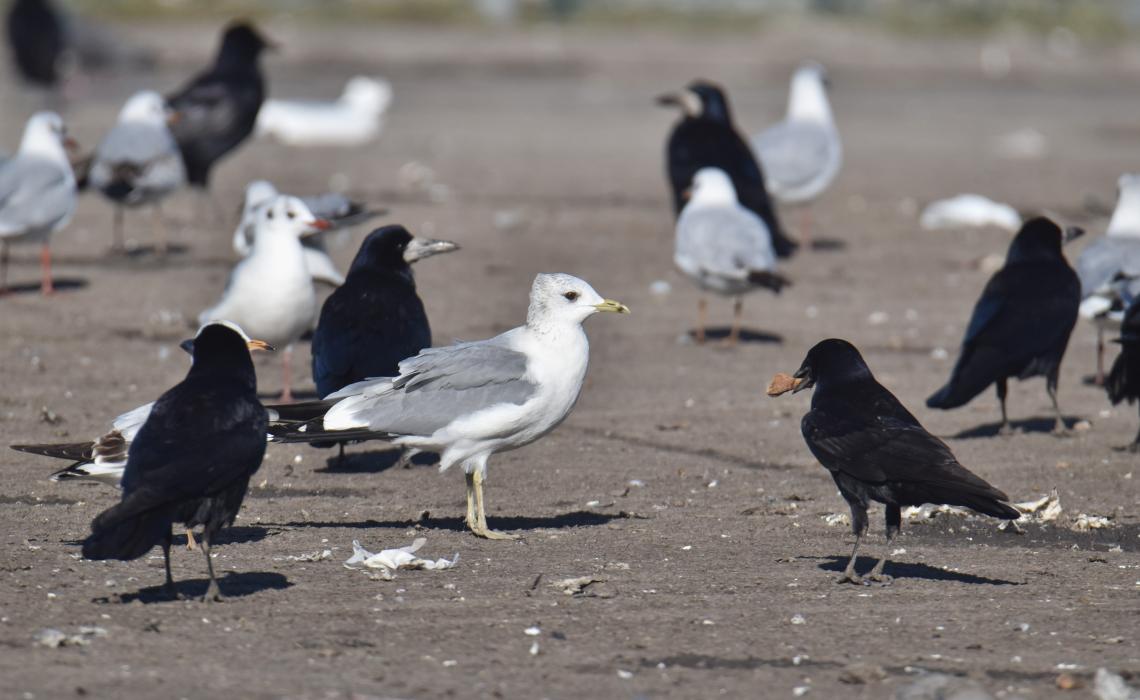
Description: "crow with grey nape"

(778, 339), (1020, 585)
(1105, 296), (1140, 450)
(166, 21), (272, 208)
(657, 79), (796, 258)
(927, 217), (1082, 435)
(81, 321), (270, 602)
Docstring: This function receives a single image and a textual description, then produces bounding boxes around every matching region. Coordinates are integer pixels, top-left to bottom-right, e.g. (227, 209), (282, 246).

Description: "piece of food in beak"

(767, 372), (804, 397)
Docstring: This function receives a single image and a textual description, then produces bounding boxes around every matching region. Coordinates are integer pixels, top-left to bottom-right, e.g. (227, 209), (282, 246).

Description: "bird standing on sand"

(89, 90), (186, 253)
(927, 218), (1081, 435)
(199, 195), (330, 401)
(1075, 173), (1140, 384)
(674, 167), (789, 344)
(751, 62), (841, 246)
(658, 79), (795, 258)
(272, 274), (629, 539)
(81, 321), (270, 601)
(773, 339), (1019, 584)
(167, 21), (271, 215)
(0, 111), (77, 295)
(1105, 297), (1140, 450)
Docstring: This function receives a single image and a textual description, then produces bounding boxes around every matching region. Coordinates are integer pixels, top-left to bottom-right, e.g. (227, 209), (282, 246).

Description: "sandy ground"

(0, 18), (1138, 699)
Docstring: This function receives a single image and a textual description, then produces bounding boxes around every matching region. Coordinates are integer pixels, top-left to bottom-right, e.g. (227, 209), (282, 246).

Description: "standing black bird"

(81, 321), (270, 601)
(927, 217), (1082, 434)
(1105, 296), (1140, 450)
(657, 79), (796, 258)
(311, 225), (459, 398)
(5, 0), (65, 87)
(166, 21), (271, 194)
(782, 338), (1019, 584)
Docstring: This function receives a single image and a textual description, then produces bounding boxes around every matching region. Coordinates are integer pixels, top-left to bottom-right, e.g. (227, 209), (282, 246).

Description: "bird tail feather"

(10, 441), (95, 462)
(747, 269), (791, 293)
(82, 493), (171, 561)
(1105, 353), (1132, 405)
(926, 347), (1007, 409)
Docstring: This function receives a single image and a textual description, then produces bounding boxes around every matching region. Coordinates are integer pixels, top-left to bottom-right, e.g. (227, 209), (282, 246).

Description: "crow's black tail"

(82, 495), (170, 561)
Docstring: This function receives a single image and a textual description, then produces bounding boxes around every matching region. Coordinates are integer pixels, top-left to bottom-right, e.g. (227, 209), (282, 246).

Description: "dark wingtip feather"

(82, 506), (170, 561)
(747, 270), (791, 293)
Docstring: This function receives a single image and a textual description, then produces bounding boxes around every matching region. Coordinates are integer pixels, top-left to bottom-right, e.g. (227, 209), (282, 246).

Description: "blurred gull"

(751, 62), (842, 245)
(919, 194), (1021, 232)
(200, 194), (331, 401)
(89, 90), (185, 253)
(233, 180), (385, 287)
(256, 76), (392, 147)
(0, 111), (77, 295)
(674, 167), (789, 344)
(274, 273), (629, 539)
(1076, 173), (1140, 383)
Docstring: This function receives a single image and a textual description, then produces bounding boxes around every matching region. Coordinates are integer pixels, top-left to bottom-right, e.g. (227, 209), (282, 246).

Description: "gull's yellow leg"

(471, 470), (519, 540)
(185, 528), (198, 551)
(464, 471), (478, 531)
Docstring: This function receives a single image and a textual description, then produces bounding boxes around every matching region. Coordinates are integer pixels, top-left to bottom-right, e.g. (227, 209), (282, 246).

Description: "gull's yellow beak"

(246, 339), (275, 352)
(594, 299), (630, 314)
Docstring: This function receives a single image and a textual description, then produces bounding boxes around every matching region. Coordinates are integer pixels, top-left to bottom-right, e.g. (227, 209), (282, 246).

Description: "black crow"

(927, 217), (1082, 434)
(5, 0), (64, 87)
(312, 225), (458, 398)
(657, 79), (796, 258)
(1105, 296), (1140, 450)
(782, 338), (1020, 584)
(81, 321), (271, 601)
(166, 22), (272, 193)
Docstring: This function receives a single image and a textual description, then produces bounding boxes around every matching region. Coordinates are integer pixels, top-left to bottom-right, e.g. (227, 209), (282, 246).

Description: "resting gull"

(273, 273), (629, 539)
(256, 76), (392, 147)
(674, 167), (789, 344)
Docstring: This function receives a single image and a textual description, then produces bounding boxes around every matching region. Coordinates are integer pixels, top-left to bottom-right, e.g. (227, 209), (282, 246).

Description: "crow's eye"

(286, 210), (296, 220)
(563, 291), (579, 301)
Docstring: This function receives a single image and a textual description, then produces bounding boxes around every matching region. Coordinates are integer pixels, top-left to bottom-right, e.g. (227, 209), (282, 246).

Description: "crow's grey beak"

(1063, 226), (1085, 244)
(404, 237), (460, 264)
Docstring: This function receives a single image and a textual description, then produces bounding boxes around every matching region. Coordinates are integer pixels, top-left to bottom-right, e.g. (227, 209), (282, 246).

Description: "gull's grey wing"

(751, 121), (832, 190)
(300, 192), (382, 229)
(675, 205), (775, 279)
(326, 339), (537, 437)
(89, 123), (184, 198)
(0, 157), (75, 234)
(1076, 236), (1140, 297)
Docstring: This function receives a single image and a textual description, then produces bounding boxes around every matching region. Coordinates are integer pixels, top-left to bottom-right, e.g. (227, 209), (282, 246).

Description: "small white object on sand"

(920, 194), (1021, 232)
(343, 538), (458, 578)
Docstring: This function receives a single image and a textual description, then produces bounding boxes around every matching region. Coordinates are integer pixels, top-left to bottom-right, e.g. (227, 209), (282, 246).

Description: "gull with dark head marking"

(273, 273), (629, 539)
(675, 167), (789, 345)
(0, 111), (77, 295)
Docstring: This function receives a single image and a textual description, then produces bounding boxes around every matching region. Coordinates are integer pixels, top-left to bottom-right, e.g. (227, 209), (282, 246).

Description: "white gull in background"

(255, 76), (392, 147)
(278, 273), (629, 539)
(0, 111), (77, 295)
(919, 193), (1021, 232)
(1076, 173), (1140, 383)
(233, 180), (385, 287)
(88, 90), (185, 253)
(751, 62), (841, 244)
(674, 167), (789, 345)
(201, 195), (330, 400)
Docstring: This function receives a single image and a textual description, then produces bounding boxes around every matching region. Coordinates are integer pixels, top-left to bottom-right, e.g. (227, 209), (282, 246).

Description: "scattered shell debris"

(1073, 514), (1113, 531)
(1014, 490), (1062, 523)
(281, 549), (332, 563)
(1093, 668), (1140, 700)
(34, 626), (107, 648)
(822, 512), (850, 527)
(902, 504), (972, 521)
(343, 538), (458, 580)
(550, 576), (603, 596)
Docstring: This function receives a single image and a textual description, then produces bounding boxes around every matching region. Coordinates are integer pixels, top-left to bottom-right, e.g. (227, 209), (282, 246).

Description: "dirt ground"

(0, 17), (1138, 700)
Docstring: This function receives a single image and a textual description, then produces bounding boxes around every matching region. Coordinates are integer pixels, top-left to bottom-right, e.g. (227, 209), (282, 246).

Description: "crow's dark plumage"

(789, 339), (1019, 584)
(311, 226), (458, 398)
(658, 79), (795, 258)
(81, 322), (269, 601)
(5, 0), (64, 87)
(166, 22), (271, 189)
(1105, 297), (1140, 450)
(927, 217), (1082, 434)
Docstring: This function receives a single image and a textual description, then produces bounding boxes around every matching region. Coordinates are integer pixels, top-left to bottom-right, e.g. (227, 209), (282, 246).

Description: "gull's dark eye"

(563, 291), (579, 301)
(266, 209), (274, 220)
(286, 210), (296, 220)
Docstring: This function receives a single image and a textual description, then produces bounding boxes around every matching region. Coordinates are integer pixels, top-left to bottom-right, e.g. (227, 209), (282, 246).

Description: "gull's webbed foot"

(836, 572), (865, 586)
(470, 523), (520, 541)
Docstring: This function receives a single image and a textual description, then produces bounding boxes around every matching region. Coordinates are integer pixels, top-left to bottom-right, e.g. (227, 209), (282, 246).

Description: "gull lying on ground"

(256, 76), (392, 147)
(273, 273), (629, 539)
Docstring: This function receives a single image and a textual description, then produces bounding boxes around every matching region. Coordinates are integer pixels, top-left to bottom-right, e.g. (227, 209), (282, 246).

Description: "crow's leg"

(1096, 326), (1106, 386)
(868, 504), (900, 585)
(1047, 370), (1068, 435)
(161, 527), (180, 599)
(996, 378), (1014, 435)
(838, 502), (869, 585)
(200, 532), (223, 602)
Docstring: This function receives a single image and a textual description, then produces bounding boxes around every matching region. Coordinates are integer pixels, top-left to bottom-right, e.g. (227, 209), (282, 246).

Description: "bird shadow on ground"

(947, 415), (1082, 439)
(110, 244), (191, 260)
(688, 328), (783, 344)
(0, 277), (88, 295)
(317, 448), (438, 474)
(96, 572), (292, 604)
(269, 510), (630, 535)
(814, 556), (1021, 585)
(808, 237), (846, 252)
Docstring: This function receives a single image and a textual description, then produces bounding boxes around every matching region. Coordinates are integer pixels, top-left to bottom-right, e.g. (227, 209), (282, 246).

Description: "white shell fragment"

(1014, 490), (1062, 523)
(919, 194), (1021, 231)
(343, 538), (459, 580)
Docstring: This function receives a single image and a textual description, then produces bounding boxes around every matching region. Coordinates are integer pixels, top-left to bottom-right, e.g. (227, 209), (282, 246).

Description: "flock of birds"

(2, 4), (1139, 599)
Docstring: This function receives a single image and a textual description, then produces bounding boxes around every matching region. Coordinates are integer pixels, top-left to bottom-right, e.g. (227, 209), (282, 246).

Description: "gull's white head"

(118, 91), (170, 126)
(526, 273), (630, 329)
(19, 111), (71, 161)
(1108, 173), (1140, 238)
(788, 61), (833, 125)
(688, 167), (738, 207)
(255, 194), (331, 242)
(342, 76), (392, 114)
(243, 180), (279, 218)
